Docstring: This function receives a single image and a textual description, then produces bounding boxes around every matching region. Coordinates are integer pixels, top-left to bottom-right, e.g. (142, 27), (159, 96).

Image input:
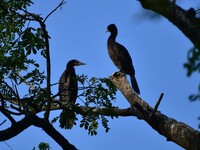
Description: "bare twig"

(150, 93), (164, 117)
(2, 80), (18, 98)
(10, 105), (25, 114)
(3, 141), (13, 150)
(0, 93), (5, 109)
(14, 85), (23, 111)
(51, 85), (91, 100)
(0, 106), (16, 124)
(51, 93), (59, 99)
(0, 120), (6, 126)
(15, 72), (35, 90)
(43, 0), (66, 23)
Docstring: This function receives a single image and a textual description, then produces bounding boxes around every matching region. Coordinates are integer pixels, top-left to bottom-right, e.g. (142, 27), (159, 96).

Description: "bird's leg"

(118, 69), (126, 77)
(112, 67), (124, 76)
(112, 71), (119, 76)
(112, 71), (125, 78)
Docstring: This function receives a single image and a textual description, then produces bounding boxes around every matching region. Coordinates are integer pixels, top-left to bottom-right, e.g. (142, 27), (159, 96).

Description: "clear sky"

(0, 0), (200, 150)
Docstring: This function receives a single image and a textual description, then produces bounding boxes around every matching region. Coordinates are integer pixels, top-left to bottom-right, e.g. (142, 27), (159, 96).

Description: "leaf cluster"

(78, 75), (117, 108)
(33, 142), (51, 150)
(79, 110), (110, 136)
(0, 1), (49, 115)
(184, 47), (200, 76)
(184, 47), (200, 102)
(75, 75), (117, 135)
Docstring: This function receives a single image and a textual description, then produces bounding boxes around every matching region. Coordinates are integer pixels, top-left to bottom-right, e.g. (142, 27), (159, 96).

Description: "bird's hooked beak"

(105, 29), (109, 33)
(77, 61), (86, 66)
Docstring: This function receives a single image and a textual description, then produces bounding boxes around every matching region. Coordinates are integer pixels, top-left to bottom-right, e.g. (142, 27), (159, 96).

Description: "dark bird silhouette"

(106, 24), (140, 94)
(59, 59), (85, 129)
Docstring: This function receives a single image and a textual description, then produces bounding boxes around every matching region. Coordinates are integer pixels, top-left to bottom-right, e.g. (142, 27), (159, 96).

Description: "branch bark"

(32, 115), (77, 150)
(0, 114), (77, 150)
(109, 72), (200, 150)
(0, 106), (16, 124)
(76, 106), (138, 117)
(139, 0), (200, 49)
(2, 93), (139, 117)
(3, 75), (200, 149)
(20, 8), (52, 120)
(0, 115), (33, 141)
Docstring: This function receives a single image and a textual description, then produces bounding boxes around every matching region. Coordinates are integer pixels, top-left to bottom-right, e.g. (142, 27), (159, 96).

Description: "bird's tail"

(59, 108), (77, 129)
(130, 75), (140, 95)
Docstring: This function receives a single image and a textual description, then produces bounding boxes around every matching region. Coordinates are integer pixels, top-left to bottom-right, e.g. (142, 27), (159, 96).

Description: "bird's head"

(67, 59), (86, 68)
(106, 24), (118, 34)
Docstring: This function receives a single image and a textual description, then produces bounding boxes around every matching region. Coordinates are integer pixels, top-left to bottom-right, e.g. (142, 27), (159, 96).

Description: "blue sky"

(0, 0), (200, 150)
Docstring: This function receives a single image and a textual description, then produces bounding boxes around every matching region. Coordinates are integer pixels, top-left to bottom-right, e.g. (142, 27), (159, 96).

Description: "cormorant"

(59, 59), (85, 129)
(106, 24), (140, 94)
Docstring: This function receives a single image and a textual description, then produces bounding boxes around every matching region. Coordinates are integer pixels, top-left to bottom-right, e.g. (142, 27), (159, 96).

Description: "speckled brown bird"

(59, 59), (85, 129)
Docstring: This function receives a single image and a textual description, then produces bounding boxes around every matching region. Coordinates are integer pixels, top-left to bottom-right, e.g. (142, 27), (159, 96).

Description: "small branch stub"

(150, 93), (164, 117)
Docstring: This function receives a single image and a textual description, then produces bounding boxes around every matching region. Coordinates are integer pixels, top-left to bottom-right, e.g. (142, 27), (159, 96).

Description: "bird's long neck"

(109, 31), (117, 41)
(66, 65), (75, 73)
(108, 32), (117, 49)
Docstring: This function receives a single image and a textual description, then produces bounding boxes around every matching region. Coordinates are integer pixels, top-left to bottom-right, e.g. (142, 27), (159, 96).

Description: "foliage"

(78, 75), (117, 107)
(184, 47), (200, 102)
(0, 0), (47, 107)
(32, 142), (51, 150)
(184, 47), (200, 77)
(38, 142), (51, 150)
(0, 0), (118, 141)
(77, 75), (117, 135)
(51, 75), (117, 134)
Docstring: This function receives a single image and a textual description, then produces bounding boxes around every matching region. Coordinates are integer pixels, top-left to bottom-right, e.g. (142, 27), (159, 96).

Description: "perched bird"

(106, 24), (140, 94)
(59, 59), (85, 129)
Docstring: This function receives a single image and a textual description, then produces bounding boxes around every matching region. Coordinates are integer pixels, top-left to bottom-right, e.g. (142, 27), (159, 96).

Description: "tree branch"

(36, 17), (51, 121)
(2, 80), (18, 98)
(20, 8), (51, 120)
(0, 115), (33, 141)
(0, 106), (16, 124)
(3, 78), (200, 149)
(150, 93), (164, 117)
(76, 106), (138, 117)
(109, 72), (200, 150)
(139, 0), (200, 49)
(43, 0), (66, 23)
(15, 72), (35, 90)
(0, 120), (6, 126)
(3, 93), (140, 118)
(0, 114), (77, 150)
(32, 115), (77, 150)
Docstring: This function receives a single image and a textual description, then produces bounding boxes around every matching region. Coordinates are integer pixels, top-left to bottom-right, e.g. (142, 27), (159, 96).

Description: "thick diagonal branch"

(0, 115), (34, 141)
(0, 115), (77, 150)
(32, 115), (77, 150)
(139, 0), (200, 49)
(109, 73), (200, 150)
